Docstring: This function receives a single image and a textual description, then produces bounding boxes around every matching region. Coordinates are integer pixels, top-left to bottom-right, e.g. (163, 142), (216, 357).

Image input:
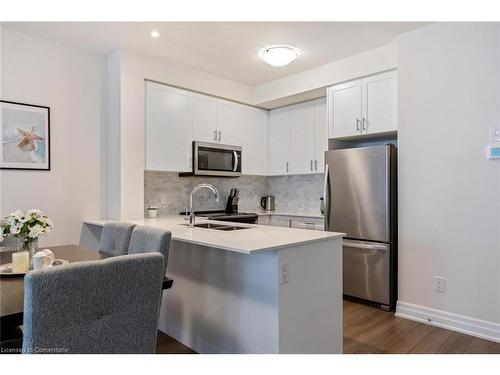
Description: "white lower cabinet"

(258, 215), (324, 230)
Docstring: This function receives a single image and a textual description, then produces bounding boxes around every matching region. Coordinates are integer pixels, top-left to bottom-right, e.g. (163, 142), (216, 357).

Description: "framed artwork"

(0, 100), (50, 170)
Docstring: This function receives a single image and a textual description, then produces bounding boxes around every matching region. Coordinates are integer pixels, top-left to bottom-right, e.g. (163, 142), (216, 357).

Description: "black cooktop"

(179, 210), (258, 223)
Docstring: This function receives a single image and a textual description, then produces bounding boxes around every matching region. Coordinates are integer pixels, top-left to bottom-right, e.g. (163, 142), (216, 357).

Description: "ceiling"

(3, 22), (426, 86)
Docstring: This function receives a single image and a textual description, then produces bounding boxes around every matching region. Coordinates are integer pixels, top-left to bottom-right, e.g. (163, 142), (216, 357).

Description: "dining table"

(0, 245), (173, 334)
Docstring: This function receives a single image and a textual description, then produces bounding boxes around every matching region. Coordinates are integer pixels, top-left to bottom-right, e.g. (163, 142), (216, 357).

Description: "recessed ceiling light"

(259, 45), (300, 67)
(150, 30), (160, 38)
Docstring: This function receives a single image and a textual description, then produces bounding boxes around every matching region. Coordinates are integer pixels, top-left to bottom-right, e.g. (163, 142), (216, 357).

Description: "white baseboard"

(395, 301), (500, 343)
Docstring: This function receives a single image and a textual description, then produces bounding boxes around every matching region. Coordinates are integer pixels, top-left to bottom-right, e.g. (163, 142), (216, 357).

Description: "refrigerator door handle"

(323, 163), (330, 230)
(343, 240), (388, 252)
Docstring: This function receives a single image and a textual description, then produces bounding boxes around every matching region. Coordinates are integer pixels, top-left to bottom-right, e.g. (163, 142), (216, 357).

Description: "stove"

(179, 210), (258, 224)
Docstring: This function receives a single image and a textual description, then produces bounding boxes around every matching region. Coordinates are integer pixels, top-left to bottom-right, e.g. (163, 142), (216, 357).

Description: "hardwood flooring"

(155, 299), (500, 354)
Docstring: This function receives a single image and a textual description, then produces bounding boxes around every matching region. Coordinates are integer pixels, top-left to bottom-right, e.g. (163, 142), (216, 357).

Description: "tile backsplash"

(268, 173), (324, 213)
(144, 171), (324, 216)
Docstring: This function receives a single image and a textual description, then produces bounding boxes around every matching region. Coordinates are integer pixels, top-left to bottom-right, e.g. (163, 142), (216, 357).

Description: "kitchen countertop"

(84, 215), (342, 255)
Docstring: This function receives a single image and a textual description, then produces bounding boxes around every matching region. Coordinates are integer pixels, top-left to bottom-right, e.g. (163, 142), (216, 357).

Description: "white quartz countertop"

(84, 215), (342, 254)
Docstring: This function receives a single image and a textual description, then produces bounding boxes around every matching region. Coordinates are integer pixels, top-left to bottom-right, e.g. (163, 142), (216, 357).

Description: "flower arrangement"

(0, 209), (54, 252)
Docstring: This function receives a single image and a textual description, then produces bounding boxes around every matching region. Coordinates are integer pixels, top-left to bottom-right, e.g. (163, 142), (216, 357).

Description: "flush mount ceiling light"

(150, 30), (160, 38)
(259, 45), (300, 67)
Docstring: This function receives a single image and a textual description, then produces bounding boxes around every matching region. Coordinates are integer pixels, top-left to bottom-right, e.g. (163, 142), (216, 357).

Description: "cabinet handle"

(218, 130), (221, 142)
(213, 130), (217, 141)
(286, 162), (289, 173)
(362, 117), (367, 130)
(310, 160), (313, 171)
(356, 118), (360, 131)
(315, 159), (318, 170)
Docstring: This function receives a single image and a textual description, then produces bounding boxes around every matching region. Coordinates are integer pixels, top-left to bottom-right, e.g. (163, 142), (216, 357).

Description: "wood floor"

(155, 299), (500, 354)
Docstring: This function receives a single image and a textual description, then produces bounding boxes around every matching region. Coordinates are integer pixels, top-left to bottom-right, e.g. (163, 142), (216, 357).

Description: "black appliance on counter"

(225, 188), (239, 214)
(179, 188), (258, 224)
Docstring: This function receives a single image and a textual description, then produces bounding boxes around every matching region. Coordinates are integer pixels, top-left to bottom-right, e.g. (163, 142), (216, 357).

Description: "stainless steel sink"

(181, 223), (250, 231)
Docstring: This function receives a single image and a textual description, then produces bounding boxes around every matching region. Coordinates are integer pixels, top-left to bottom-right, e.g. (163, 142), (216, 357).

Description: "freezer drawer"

(343, 239), (390, 306)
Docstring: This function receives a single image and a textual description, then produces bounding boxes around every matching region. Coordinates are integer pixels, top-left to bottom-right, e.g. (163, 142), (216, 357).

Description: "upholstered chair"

(22, 253), (164, 354)
(98, 222), (136, 257)
(128, 225), (172, 276)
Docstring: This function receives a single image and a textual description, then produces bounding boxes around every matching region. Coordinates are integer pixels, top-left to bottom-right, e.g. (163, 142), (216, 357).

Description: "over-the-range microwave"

(179, 141), (242, 177)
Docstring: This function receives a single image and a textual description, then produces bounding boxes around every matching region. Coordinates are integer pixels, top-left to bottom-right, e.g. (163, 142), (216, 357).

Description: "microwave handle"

(233, 151), (239, 172)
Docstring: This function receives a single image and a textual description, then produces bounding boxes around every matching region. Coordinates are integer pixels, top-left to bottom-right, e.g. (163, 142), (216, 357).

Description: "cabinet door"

(192, 93), (217, 142)
(328, 80), (362, 138)
(240, 107), (268, 175)
(289, 101), (315, 174)
(362, 71), (397, 135)
(216, 99), (243, 145)
(313, 97), (328, 173)
(146, 83), (192, 172)
(268, 106), (290, 175)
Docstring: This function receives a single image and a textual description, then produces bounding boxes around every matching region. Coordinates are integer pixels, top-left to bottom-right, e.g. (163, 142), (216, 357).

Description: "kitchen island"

(83, 216), (344, 354)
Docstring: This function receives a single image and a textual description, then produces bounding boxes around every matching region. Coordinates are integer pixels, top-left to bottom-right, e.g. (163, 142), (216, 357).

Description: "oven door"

(194, 142), (242, 177)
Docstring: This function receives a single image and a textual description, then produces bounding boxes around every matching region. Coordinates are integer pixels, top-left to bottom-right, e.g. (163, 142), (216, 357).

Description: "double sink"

(183, 222), (250, 231)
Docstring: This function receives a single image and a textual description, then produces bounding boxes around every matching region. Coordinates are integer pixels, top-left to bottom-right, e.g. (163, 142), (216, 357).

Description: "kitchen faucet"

(189, 183), (220, 227)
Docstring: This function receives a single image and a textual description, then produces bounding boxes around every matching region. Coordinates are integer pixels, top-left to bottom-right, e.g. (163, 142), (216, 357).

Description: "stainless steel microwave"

(180, 141), (242, 177)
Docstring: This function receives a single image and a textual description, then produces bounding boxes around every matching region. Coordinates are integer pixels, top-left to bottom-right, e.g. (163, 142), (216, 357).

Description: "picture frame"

(0, 100), (51, 171)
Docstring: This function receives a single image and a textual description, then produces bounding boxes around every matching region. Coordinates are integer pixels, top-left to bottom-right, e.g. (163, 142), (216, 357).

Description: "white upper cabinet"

(192, 93), (217, 142)
(327, 70), (397, 139)
(239, 106), (268, 175)
(268, 97), (328, 176)
(268, 106), (290, 175)
(216, 99), (243, 146)
(362, 71), (397, 135)
(146, 82), (192, 172)
(146, 81), (268, 175)
(289, 101), (315, 174)
(314, 97), (328, 173)
(328, 80), (362, 138)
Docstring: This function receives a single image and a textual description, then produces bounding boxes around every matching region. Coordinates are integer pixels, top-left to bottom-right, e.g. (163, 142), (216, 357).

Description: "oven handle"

(233, 151), (239, 172)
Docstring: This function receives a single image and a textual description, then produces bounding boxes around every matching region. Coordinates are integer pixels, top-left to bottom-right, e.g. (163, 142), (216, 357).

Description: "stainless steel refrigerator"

(324, 144), (397, 310)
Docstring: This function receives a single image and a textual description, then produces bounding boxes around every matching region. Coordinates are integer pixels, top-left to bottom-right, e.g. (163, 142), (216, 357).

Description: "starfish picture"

(16, 126), (44, 152)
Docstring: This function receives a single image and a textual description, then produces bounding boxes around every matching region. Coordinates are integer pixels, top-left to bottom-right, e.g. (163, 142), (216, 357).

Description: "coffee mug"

(32, 249), (55, 270)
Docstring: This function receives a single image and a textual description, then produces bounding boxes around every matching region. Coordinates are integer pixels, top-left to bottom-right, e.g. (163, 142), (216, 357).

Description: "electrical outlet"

(434, 276), (445, 292)
(160, 194), (168, 205)
(280, 261), (289, 285)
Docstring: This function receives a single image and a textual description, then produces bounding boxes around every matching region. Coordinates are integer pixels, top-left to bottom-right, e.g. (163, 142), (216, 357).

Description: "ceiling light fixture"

(150, 30), (160, 38)
(259, 45), (300, 67)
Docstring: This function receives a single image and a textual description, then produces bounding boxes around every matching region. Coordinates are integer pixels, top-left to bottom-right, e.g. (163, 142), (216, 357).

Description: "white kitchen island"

(83, 216), (344, 354)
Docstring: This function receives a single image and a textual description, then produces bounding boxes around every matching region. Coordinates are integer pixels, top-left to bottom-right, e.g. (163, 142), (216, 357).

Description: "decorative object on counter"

(11, 250), (29, 273)
(32, 249), (56, 270)
(0, 209), (54, 263)
(260, 195), (275, 211)
(0, 100), (50, 170)
(147, 205), (159, 218)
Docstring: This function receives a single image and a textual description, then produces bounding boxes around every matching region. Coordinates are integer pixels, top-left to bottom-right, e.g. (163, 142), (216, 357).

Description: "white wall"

(252, 43), (397, 107)
(0, 28), (106, 246)
(397, 23), (500, 324)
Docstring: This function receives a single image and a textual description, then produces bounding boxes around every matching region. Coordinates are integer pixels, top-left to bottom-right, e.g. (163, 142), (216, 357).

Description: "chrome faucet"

(189, 183), (220, 227)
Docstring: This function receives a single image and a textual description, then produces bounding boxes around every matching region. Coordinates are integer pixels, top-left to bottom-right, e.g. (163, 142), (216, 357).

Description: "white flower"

(26, 209), (42, 217)
(0, 232), (4, 242)
(10, 223), (22, 235)
(10, 210), (23, 220)
(28, 224), (44, 239)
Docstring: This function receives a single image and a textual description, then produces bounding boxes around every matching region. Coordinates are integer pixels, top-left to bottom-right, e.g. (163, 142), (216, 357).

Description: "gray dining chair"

(22, 252), (164, 354)
(128, 225), (172, 276)
(98, 222), (136, 257)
